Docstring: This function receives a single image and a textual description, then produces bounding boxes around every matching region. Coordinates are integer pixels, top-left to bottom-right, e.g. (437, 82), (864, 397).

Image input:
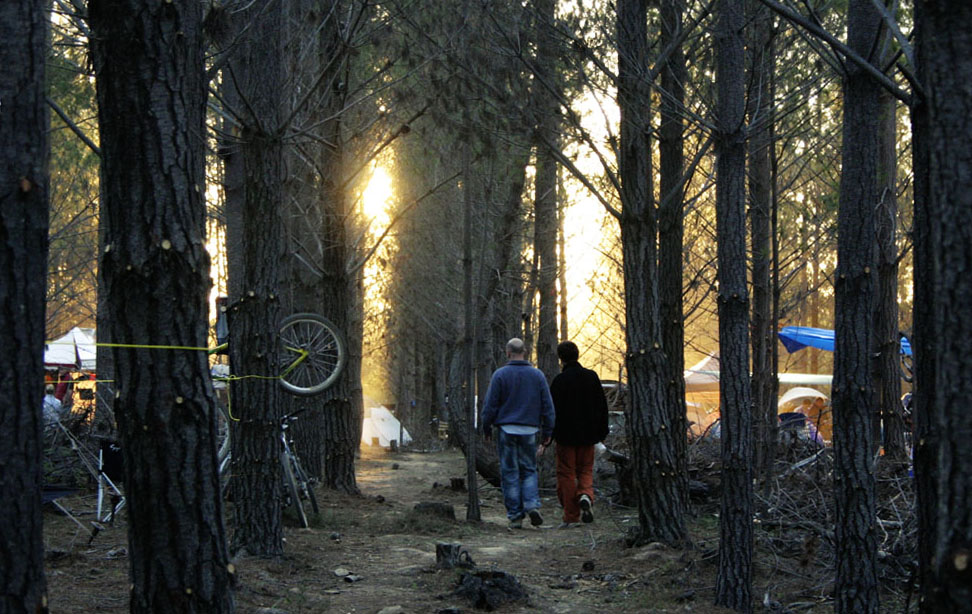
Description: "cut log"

(436, 542), (463, 569)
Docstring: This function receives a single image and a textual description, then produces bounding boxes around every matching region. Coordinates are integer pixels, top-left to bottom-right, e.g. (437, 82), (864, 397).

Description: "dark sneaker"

(508, 518), (523, 530)
(579, 495), (594, 523)
(527, 508), (543, 526)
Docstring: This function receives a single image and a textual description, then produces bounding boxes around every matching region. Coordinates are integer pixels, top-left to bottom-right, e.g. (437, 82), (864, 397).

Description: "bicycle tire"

(281, 450), (310, 528)
(293, 457), (320, 515)
(278, 313), (347, 396)
(216, 404), (233, 500)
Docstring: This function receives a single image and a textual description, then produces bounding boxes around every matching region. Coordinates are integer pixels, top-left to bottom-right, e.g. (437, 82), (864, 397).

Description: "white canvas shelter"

(684, 353), (834, 392)
(44, 327), (97, 370)
(361, 405), (412, 448)
(684, 354), (722, 392)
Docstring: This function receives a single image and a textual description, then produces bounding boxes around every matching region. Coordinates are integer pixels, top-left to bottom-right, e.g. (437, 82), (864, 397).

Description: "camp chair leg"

(52, 499), (86, 533)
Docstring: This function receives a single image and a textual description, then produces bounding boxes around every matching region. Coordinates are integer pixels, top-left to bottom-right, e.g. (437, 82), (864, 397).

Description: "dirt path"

(44, 446), (724, 613)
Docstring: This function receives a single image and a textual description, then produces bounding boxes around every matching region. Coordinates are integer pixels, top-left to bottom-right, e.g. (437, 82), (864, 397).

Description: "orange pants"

(556, 444), (595, 523)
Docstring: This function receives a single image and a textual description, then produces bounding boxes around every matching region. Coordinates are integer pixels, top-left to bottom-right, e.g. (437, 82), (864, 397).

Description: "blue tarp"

(778, 326), (912, 356)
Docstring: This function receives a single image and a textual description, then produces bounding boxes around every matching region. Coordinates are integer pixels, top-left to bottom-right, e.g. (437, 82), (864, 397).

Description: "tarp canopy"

(44, 327), (96, 370)
(684, 353), (832, 391)
(361, 405), (412, 448)
(779, 326), (912, 356)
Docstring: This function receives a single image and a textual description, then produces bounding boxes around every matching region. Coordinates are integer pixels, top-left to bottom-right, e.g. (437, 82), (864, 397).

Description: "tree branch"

(757, 0), (915, 104)
(47, 97), (101, 157)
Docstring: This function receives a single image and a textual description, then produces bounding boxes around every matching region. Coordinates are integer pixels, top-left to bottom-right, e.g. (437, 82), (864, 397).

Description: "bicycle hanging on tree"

(214, 309), (347, 527)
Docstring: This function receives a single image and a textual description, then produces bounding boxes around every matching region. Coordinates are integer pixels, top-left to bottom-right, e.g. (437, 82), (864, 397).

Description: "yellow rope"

(47, 341), (307, 423)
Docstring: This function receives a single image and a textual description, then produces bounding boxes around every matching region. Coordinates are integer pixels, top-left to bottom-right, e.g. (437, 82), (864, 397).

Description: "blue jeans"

(496, 429), (541, 520)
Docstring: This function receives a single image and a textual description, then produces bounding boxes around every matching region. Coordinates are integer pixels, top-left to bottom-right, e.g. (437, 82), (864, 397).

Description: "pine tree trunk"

(658, 0), (689, 527)
(747, 0), (777, 487)
(0, 1), (50, 610)
(313, 6), (360, 494)
(533, 0), (560, 381)
(88, 0), (235, 609)
(223, 0), (286, 556)
(833, 1), (881, 612)
(713, 2), (753, 611)
(873, 87), (905, 462)
(617, 0), (688, 548)
(461, 115), (481, 520)
(913, 2), (972, 611)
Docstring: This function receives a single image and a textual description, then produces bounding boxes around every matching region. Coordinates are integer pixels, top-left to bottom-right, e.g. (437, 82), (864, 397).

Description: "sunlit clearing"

(362, 165), (394, 226)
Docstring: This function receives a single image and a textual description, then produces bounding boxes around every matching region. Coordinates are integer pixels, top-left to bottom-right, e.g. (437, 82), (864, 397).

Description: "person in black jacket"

(549, 341), (610, 526)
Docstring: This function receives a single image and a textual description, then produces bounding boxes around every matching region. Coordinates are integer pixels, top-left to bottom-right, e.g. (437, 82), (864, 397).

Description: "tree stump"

(436, 542), (464, 569)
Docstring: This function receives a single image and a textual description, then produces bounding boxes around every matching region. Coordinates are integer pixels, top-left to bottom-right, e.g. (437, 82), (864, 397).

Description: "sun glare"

(362, 165), (394, 225)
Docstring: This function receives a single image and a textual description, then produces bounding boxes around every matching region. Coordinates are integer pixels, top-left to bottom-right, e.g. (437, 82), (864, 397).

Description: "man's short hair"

(557, 341), (579, 362)
(45, 384), (55, 394)
(506, 338), (526, 356)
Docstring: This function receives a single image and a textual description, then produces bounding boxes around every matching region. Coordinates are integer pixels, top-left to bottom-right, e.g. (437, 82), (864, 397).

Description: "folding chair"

(97, 440), (126, 523)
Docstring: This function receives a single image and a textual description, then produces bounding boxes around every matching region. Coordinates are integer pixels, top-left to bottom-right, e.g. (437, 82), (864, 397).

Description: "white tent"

(44, 327), (97, 370)
(684, 354), (722, 392)
(361, 405), (412, 448)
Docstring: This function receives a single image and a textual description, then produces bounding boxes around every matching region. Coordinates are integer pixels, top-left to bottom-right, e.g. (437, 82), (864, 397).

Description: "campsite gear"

(778, 325), (912, 356)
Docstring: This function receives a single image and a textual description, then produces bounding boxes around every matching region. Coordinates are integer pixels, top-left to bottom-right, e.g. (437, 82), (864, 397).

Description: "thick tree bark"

(832, 1), (881, 612)
(658, 0), (688, 482)
(913, 2), (972, 612)
(314, 6), (360, 494)
(281, 0), (335, 481)
(0, 1), (50, 611)
(713, 2), (753, 611)
(873, 86), (906, 462)
(224, 0), (286, 556)
(87, 0), (235, 610)
(617, 0), (688, 547)
(532, 0), (560, 382)
(746, 0), (777, 486)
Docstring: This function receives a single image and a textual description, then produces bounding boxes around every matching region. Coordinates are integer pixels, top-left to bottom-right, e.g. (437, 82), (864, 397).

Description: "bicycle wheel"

(292, 456), (320, 515)
(216, 403), (233, 500)
(281, 449), (310, 528)
(278, 313), (347, 396)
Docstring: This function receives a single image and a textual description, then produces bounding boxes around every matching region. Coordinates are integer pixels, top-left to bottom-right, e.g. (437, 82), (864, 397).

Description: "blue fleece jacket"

(481, 360), (556, 440)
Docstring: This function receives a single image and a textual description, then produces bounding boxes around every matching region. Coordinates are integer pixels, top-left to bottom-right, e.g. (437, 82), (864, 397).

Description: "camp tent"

(361, 405), (412, 448)
(44, 327), (97, 370)
(684, 354), (722, 393)
(683, 353), (833, 436)
(684, 352), (833, 391)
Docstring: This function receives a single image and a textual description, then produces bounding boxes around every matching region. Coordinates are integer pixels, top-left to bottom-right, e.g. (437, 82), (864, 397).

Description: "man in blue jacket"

(482, 338), (556, 529)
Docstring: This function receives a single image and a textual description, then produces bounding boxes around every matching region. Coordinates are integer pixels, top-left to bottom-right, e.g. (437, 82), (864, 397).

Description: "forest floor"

(42, 442), (915, 613)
